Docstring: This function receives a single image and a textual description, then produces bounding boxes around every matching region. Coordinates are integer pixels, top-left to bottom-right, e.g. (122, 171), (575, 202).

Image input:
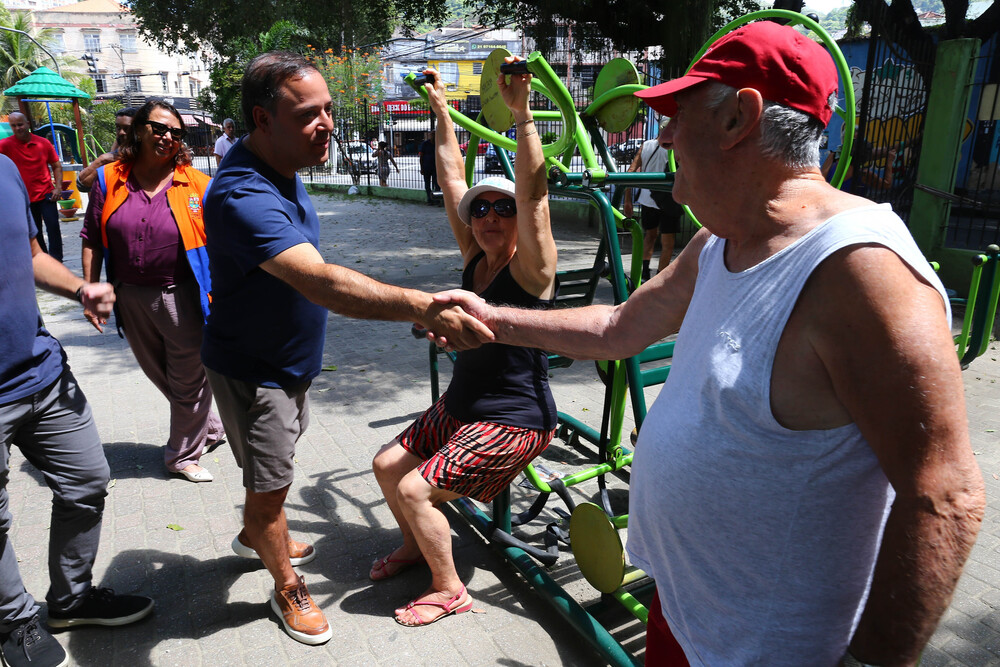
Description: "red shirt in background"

(0, 135), (58, 202)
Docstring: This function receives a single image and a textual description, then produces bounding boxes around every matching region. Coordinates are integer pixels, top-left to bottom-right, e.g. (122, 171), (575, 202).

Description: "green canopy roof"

(2, 67), (91, 100)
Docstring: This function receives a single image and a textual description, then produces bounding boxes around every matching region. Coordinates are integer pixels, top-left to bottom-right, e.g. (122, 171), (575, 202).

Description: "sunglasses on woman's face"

(144, 120), (186, 141)
(470, 197), (516, 219)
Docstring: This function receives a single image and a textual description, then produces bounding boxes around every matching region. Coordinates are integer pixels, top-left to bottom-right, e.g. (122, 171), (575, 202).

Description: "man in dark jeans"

(418, 132), (439, 204)
(0, 112), (65, 262)
(0, 154), (154, 667)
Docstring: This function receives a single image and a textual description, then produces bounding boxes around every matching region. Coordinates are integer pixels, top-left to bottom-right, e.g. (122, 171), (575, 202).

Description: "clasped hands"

(419, 290), (495, 352)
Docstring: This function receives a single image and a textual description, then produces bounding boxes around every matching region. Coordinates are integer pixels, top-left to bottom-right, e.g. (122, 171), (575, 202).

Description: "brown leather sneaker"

(269, 576), (332, 645)
(232, 531), (316, 566)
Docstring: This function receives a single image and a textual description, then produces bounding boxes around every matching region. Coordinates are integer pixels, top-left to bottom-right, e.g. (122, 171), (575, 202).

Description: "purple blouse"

(81, 173), (193, 287)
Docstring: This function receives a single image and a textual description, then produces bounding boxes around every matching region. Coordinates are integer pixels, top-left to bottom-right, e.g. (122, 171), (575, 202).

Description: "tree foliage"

(472, 0), (760, 70)
(308, 46), (386, 110)
(847, 0), (1000, 84)
(195, 20), (309, 122)
(0, 8), (76, 114)
(129, 0), (452, 59)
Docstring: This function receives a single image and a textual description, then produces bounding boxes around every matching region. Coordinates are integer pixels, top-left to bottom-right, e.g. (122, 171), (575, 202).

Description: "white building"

(28, 0), (212, 113)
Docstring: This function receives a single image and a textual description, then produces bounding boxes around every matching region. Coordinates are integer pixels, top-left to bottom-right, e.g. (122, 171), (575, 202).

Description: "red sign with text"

(369, 99), (459, 115)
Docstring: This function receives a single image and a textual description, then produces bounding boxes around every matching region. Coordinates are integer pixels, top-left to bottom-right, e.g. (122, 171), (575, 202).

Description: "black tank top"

(444, 252), (558, 430)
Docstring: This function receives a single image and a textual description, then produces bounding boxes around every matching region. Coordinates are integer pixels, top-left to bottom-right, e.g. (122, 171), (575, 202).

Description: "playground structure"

(3, 67), (91, 221)
(403, 11), (1000, 666)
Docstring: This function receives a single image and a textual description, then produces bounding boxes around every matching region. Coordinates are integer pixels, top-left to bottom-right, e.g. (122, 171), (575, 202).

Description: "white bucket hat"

(457, 176), (517, 225)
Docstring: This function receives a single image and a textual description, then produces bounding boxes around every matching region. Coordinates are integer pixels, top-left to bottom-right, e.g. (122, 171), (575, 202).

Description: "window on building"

(83, 32), (101, 52)
(437, 62), (459, 85)
(47, 33), (65, 55)
(160, 72), (168, 92)
(125, 75), (142, 93)
(472, 62), (483, 75)
(93, 75), (107, 94)
(119, 32), (137, 53)
(174, 81), (181, 94)
(189, 82), (196, 97)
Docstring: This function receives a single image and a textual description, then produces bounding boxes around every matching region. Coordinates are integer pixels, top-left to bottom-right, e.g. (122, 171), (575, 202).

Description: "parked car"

(459, 140), (489, 156)
(338, 141), (376, 174)
(609, 138), (644, 162)
(484, 144), (512, 174)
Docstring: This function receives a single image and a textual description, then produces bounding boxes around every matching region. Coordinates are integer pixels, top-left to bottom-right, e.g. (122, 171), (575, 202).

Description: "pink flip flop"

(395, 585), (473, 627)
(369, 552), (425, 581)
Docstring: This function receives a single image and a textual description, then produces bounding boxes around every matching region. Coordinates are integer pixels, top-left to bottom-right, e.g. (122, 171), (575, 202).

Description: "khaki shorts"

(206, 368), (310, 493)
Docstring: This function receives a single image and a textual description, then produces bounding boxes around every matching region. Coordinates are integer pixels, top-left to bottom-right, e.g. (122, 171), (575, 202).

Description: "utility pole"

(110, 43), (129, 107)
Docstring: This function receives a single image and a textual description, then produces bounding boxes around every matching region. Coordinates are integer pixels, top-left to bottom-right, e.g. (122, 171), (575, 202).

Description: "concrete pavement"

(17, 192), (1000, 666)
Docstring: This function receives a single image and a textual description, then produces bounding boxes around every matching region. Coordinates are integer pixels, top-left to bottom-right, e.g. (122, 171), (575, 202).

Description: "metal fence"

(851, 23), (934, 226)
(951, 35), (1000, 250)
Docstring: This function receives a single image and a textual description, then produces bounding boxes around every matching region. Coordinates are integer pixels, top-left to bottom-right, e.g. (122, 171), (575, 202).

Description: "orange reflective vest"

(96, 161), (212, 320)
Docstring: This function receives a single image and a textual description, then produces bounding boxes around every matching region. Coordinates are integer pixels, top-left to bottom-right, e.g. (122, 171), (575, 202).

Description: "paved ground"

(17, 192), (1000, 666)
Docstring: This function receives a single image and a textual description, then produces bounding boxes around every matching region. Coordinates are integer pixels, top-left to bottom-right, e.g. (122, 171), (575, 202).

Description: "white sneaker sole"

(231, 535), (316, 566)
(269, 595), (332, 645)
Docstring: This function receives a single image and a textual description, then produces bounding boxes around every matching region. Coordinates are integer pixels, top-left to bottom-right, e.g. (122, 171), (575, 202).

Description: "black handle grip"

(500, 61), (529, 75)
(412, 72), (435, 86)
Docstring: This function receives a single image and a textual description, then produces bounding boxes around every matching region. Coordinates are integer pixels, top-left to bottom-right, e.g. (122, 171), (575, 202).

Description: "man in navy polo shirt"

(0, 154), (154, 667)
(202, 51), (492, 646)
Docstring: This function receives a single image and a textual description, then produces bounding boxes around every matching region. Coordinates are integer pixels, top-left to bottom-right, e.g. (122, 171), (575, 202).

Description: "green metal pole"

(909, 38), (980, 293)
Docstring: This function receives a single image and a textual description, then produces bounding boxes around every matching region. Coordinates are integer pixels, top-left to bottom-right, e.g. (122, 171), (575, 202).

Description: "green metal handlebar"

(405, 51), (578, 160)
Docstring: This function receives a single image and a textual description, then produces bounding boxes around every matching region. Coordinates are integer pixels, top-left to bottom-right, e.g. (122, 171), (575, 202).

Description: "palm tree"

(0, 8), (65, 114)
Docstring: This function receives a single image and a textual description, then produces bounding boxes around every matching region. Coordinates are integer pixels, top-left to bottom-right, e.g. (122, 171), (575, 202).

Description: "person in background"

(0, 153), (154, 667)
(623, 117), (682, 280)
(77, 107), (136, 193)
(213, 118), (237, 166)
(0, 112), (64, 262)
(418, 132), (439, 205)
(80, 100), (224, 484)
(374, 140), (399, 186)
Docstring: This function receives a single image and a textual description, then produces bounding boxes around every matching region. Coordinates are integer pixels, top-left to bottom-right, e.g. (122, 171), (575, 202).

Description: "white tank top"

(626, 204), (948, 665)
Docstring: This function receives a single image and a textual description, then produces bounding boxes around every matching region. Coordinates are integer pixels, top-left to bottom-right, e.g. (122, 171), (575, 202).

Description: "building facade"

(27, 0), (212, 117)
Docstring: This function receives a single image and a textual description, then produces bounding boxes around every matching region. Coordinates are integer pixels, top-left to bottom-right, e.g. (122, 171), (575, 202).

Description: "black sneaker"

(47, 587), (154, 629)
(1, 615), (67, 667)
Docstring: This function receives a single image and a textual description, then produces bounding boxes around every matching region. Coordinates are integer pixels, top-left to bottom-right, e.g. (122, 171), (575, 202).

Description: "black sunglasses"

(470, 197), (516, 219)
(144, 119), (186, 141)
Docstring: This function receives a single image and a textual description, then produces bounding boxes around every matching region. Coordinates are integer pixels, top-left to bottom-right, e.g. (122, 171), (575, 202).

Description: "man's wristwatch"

(842, 651), (881, 667)
(74, 285), (85, 304)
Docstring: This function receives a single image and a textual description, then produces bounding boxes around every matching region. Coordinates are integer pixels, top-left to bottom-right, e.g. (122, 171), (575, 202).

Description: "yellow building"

(427, 59), (484, 100)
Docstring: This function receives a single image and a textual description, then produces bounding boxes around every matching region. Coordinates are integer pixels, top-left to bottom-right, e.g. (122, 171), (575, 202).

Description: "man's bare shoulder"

(798, 243), (950, 376)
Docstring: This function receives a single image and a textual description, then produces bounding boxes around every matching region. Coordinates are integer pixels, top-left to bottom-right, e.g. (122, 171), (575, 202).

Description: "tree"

(309, 46), (386, 110)
(196, 20), (310, 122)
(0, 9), (64, 113)
(847, 0), (1000, 85)
(129, 0), (452, 60)
(473, 0), (761, 71)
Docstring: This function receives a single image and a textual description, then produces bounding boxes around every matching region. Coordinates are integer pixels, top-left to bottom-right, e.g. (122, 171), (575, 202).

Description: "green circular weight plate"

(593, 58), (641, 133)
(570, 503), (626, 594)
(480, 48), (514, 133)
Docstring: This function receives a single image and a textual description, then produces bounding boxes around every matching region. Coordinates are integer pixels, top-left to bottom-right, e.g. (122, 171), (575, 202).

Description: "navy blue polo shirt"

(201, 140), (327, 388)
(0, 154), (65, 403)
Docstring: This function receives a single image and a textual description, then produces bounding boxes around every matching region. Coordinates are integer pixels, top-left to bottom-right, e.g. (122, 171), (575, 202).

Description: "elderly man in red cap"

(435, 20), (984, 666)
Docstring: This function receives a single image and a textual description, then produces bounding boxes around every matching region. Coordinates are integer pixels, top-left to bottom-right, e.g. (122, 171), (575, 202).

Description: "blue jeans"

(29, 197), (62, 262)
(0, 370), (110, 631)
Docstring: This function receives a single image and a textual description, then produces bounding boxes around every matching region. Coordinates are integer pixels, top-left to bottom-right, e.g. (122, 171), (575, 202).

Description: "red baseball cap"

(635, 21), (839, 126)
